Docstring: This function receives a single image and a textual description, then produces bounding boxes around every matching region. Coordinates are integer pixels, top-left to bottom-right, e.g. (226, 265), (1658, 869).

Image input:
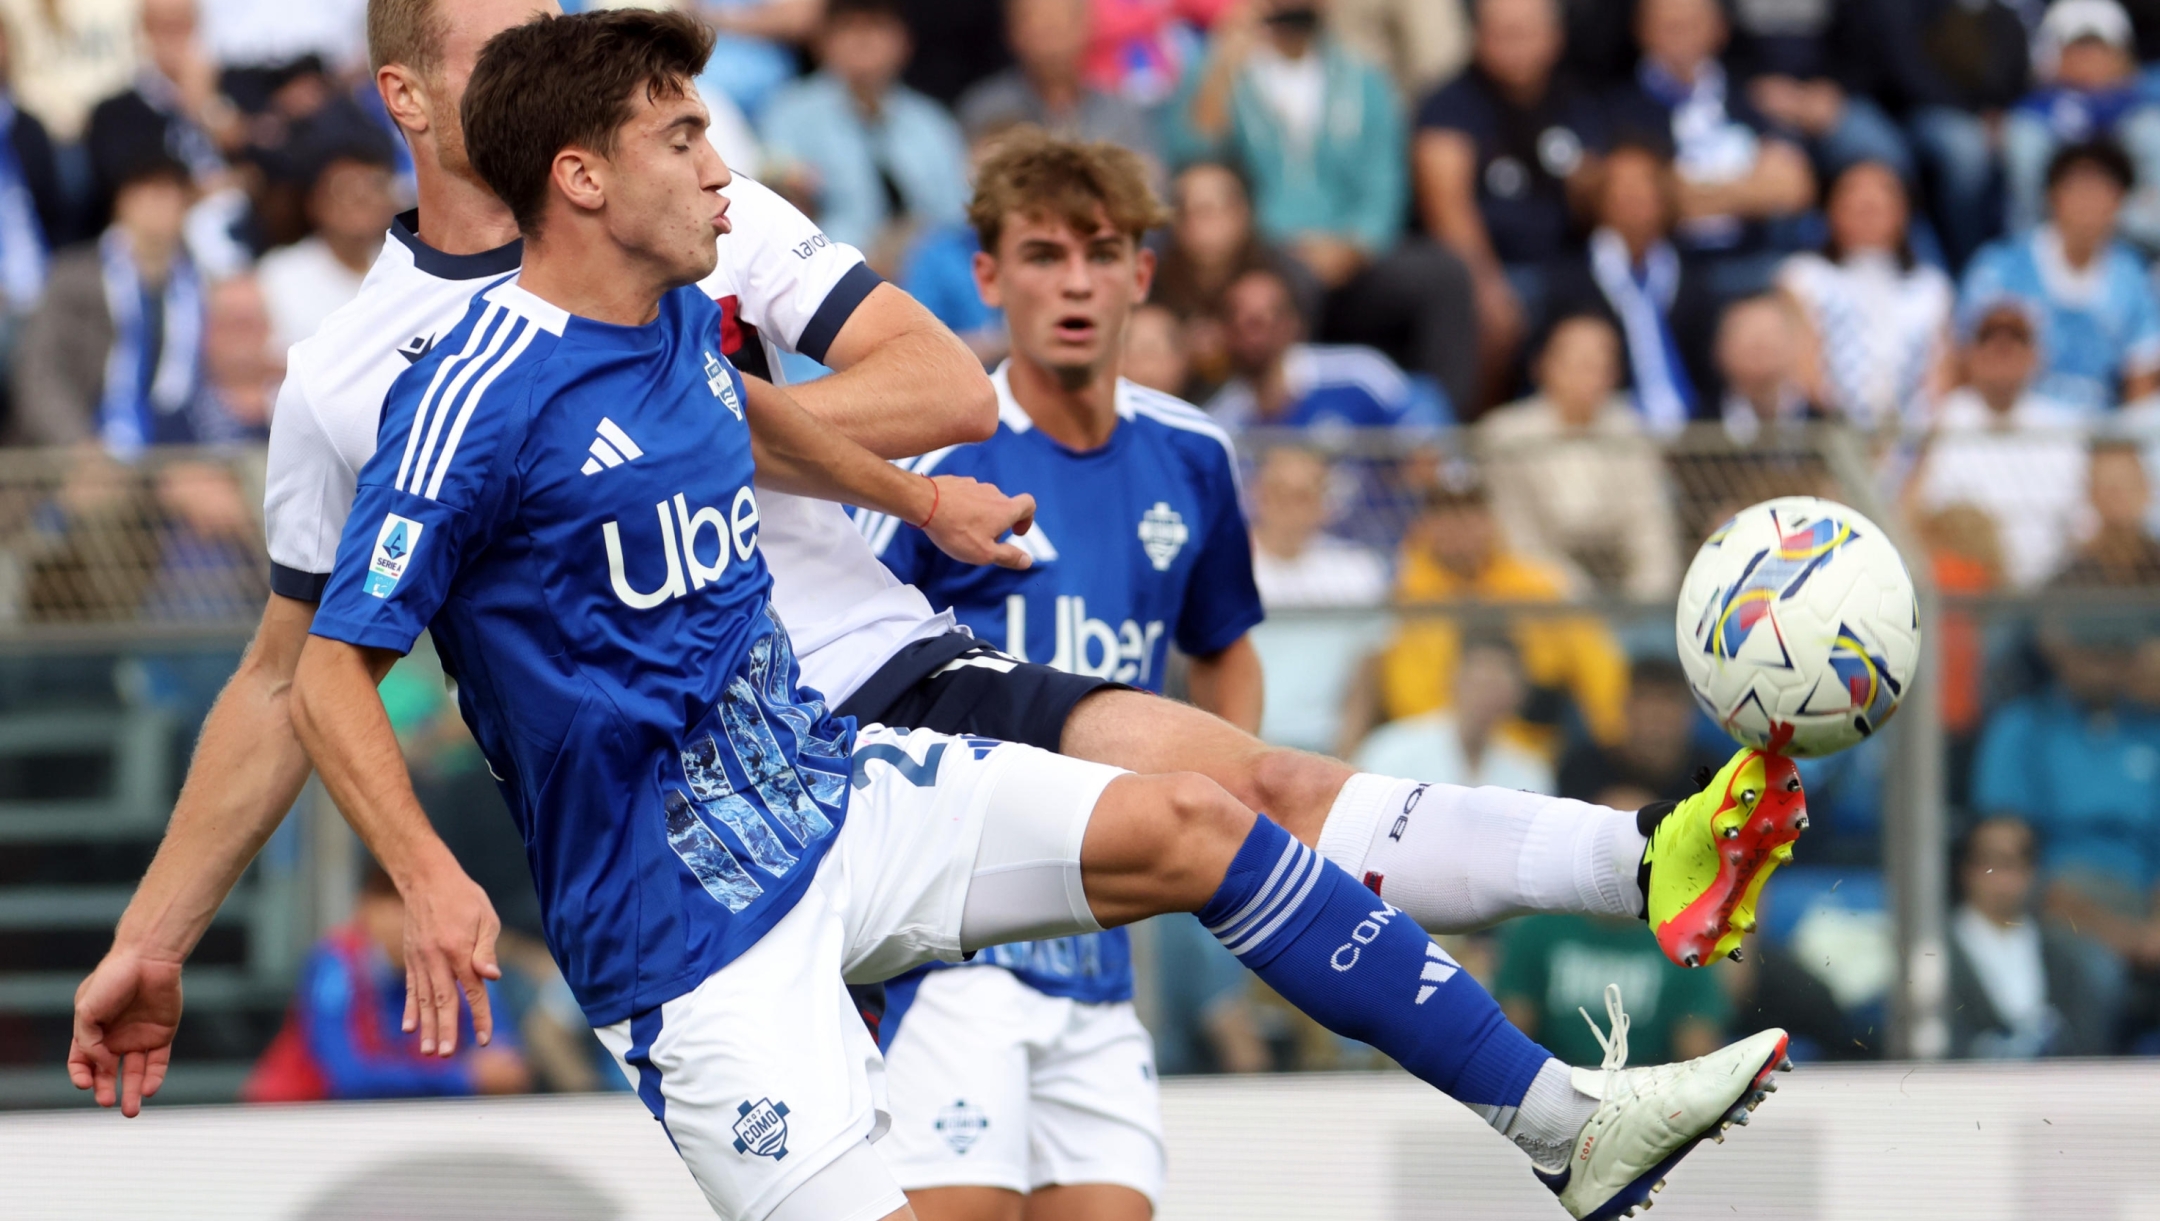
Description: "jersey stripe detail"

(424, 316), (539, 499)
(1125, 385), (1241, 476)
(395, 303), (503, 492)
(409, 310), (523, 495)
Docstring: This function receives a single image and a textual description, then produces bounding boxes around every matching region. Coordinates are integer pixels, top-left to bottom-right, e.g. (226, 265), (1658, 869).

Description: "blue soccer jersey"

(855, 366), (1265, 1001)
(311, 279), (854, 1027)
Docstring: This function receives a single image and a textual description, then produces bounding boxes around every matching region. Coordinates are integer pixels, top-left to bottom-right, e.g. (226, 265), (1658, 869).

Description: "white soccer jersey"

(263, 176), (951, 704)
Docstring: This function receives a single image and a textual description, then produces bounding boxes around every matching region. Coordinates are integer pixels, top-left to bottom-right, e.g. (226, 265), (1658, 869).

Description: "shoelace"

(1579, 982), (1632, 1080)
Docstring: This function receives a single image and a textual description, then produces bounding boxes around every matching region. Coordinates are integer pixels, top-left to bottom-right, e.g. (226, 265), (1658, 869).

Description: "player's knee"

(1154, 771), (1255, 873)
(1247, 747), (1354, 843)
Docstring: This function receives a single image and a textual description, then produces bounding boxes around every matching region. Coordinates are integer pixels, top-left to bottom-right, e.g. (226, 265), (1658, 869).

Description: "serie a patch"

(365, 513), (424, 598)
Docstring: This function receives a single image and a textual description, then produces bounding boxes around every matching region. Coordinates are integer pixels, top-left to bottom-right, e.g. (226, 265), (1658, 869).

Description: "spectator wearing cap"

(256, 137), (398, 353)
(11, 156), (245, 454)
(2007, 0), (2160, 253)
(1414, 0), (1608, 409)
(1541, 140), (1722, 434)
(760, 0), (971, 262)
(959, 0), (1161, 164)
(1909, 303), (2089, 590)
(1363, 476), (1630, 752)
(1165, 0), (1482, 415)
(85, 0), (242, 232)
(1609, 0), (1816, 298)
(1355, 631), (1555, 791)
(1961, 140), (2160, 413)
(1205, 264), (1440, 432)
(2056, 438), (2160, 585)
(1776, 161), (1955, 432)
(1476, 314), (1683, 601)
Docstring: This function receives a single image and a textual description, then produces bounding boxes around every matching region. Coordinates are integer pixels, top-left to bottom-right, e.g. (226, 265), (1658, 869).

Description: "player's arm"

(1187, 634), (1264, 735)
(68, 592), (320, 1116)
(742, 374), (1035, 569)
(290, 636), (501, 1059)
(785, 282), (997, 459)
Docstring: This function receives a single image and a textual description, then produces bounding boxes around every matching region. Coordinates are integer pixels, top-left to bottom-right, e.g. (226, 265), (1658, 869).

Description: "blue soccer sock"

(1198, 814), (1555, 1111)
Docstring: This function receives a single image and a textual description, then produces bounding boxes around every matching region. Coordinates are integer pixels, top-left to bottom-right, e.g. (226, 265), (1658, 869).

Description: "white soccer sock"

(1313, 774), (1648, 932)
(1477, 1058), (1599, 1170)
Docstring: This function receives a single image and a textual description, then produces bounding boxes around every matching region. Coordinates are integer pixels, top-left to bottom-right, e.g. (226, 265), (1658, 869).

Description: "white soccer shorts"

(594, 725), (1125, 1221)
(880, 966), (1166, 1205)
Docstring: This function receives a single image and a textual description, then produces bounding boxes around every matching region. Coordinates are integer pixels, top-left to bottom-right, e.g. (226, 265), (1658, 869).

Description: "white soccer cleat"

(1533, 985), (1791, 1221)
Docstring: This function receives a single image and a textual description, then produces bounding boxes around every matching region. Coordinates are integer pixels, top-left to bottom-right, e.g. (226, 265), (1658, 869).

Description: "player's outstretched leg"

(1063, 691), (1806, 967)
(1067, 771), (1791, 1218)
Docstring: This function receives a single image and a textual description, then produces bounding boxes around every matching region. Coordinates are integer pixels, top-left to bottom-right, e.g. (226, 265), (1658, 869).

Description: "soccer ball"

(1675, 497), (1920, 758)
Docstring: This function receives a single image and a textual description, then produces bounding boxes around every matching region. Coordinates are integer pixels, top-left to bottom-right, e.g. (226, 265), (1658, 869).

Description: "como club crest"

(732, 1097), (791, 1159)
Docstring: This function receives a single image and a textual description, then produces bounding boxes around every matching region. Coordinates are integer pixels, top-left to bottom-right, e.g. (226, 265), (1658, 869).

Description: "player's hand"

(923, 475), (1037, 571)
(399, 862), (503, 1057)
(68, 948), (184, 1117)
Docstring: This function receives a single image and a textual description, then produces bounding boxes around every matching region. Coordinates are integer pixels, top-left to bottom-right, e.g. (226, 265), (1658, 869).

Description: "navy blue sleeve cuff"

(796, 263), (885, 365)
(271, 563), (328, 603)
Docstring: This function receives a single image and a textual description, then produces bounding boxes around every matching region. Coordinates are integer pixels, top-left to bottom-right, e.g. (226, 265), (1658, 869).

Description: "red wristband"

(916, 474), (940, 529)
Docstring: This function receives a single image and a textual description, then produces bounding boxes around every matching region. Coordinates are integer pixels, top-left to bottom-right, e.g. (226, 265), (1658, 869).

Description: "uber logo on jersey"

(364, 514), (423, 597)
(703, 351), (743, 419)
(1137, 502), (1187, 571)
(1004, 593), (1165, 685)
(603, 486), (760, 609)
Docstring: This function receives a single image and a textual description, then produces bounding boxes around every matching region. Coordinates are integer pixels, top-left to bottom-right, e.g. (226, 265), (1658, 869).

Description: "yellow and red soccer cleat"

(1639, 748), (1808, 969)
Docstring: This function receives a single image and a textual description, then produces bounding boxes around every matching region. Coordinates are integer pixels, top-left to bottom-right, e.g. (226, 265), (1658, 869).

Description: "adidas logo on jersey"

(581, 418), (645, 475)
(603, 486), (762, 609)
(1138, 502), (1188, 571)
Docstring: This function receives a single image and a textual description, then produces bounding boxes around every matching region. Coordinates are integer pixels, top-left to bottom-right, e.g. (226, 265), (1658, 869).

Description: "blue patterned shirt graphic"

(857, 369), (1264, 1003)
(310, 280), (853, 1027)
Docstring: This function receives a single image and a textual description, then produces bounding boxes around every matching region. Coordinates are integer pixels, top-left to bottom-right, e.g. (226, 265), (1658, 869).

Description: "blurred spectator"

(1148, 160), (1316, 391)
(1975, 619), (2160, 985)
(196, 272), (276, 435)
(1724, 0), (1911, 182)
(12, 157), (243, 454)
(1555, 0), (1637, 93)
(2056, 437), (2160, 585)
(1777, 161), (1954, 431)
(243, 860), (530, 1102)
(1910, 303), (2088, 589)
(228, 52), (391, 253)
(1612, 0), (1816, 296)
(1326, 0), (1467, 102)
(1246, 444), (1390, 755)
(1715, 293), (1822, 443)
(900, 217), (1002, 363)
(897, 0), (1013, 105)
(198, 0), (367, 89)
(1556, 658), (1724, 805)
(760, 0), (970, 264)
(959, 0), (1160, 162)
(0, 0), (140, 145)
(2006, 0), (2160, 253)
(1122, 301), (1188, 396)
(1084, 0), (1233, 106)
(1355, 631), (1554, 790)
(698, 0), (830, 119)
(1961, 140), (2160, 414)
(1544, 141), (1721, 434)
(1368, 476), (1630, 748)
(1166, 0), (1480, 413)
(86, 0), (241, 231)
(1205, 265), (1439, 430)
(257, 139), (397, 352)
(1477, 314), (1682, 600)
(1415, 0), (1606, 408)
(1496, 915), (1727, 1067)
(1894, 0), (2030, 272)
(0, 19), (59, 385)
(1914, 505), (2004, 769)
(1950, 815), (2119, 1058)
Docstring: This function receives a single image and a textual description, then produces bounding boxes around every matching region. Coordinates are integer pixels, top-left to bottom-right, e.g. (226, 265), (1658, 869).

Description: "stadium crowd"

(6, 0), (2160, 1099)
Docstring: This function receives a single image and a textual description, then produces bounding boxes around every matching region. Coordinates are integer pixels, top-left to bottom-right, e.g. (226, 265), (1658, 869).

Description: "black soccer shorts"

(834, 632), (1132, 751)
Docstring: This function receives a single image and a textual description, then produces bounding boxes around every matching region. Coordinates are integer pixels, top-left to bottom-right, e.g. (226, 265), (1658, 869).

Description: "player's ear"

(972, 249), (1002, 310)
(553, 147), (607, 214)
(1132, 245), (1156, 304)
(377, 64), (432, 139)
